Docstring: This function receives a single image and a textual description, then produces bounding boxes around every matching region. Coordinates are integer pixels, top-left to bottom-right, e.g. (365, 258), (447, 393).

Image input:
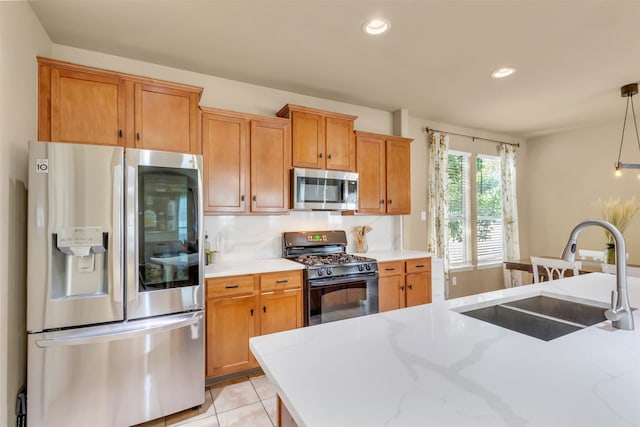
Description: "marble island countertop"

(250, 273), (640, 427)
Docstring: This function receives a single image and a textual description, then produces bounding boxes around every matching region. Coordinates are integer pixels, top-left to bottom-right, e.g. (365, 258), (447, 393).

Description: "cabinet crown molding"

(37, 56), (203, 98)
(201, 106), (289, 124)
(354, 130), (413, 143)
(276, 103), (358, 121)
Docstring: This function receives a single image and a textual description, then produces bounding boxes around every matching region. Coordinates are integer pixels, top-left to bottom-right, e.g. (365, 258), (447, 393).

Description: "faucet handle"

(610, 289), (619, 310)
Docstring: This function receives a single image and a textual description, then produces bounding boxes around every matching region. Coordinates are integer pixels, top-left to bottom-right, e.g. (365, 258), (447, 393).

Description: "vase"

(604, 243), (616, 265)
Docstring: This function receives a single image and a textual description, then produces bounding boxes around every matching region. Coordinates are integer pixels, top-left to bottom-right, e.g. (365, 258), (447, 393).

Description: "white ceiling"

(28, 0), (640, 139)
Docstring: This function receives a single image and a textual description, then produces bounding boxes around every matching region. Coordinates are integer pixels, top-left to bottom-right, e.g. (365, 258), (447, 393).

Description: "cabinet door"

(202, 113), (249, 213)
(260, 289), (303, 335)
(356, 135), (386, 214)
(405, 272), (431, 307)
(49, 68), (125, 146)
(206, 295), (258, 378)
(291, 110), (324, 169)
(250, 119), (290, 213)
(325, 116), (355, 171)
(134, 83), (200, 154)
(378, 275), (404, 312)
(386, 140), (412, 214)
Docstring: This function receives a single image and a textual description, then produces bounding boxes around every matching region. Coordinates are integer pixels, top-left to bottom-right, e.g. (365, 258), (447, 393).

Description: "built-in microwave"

(291, 168), (358, 211)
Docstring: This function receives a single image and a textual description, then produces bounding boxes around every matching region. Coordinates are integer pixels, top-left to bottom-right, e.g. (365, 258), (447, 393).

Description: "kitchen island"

(249, 273), (640, 426)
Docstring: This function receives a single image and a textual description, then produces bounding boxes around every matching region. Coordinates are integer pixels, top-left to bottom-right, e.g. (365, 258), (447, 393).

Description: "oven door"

(306, 272), (378, 326)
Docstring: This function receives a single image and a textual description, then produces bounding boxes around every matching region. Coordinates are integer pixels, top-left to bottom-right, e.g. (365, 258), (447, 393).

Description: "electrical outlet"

(451, 276), (457, 286)
(420, 211), (426, 221)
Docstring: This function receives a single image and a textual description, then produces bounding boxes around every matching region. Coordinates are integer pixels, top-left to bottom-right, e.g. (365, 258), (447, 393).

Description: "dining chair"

(578, 249), (605, 262)
(530, 256), (582, 283)
(601, 263), (640, 277)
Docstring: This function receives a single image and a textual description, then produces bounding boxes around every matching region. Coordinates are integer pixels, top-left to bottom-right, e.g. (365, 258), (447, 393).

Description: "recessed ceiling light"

(363, 18), (390, 35)
(491, 67), (517, 79)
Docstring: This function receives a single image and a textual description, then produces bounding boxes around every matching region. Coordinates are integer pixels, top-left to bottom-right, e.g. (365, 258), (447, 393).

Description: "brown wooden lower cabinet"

(206, 294), (258, 378)
(205, 270), (303, 380)
(260, 289), (303, 335)
(378, 258), (432, 312)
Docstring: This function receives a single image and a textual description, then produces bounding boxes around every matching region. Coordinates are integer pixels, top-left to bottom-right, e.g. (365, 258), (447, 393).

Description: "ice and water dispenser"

(51, 227), (109, 298)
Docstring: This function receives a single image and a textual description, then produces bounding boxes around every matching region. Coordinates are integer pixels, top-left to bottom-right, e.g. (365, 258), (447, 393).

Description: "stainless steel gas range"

(283, 230), (379, 326)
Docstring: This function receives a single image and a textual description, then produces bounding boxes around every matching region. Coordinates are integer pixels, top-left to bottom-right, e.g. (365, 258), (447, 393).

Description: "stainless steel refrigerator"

(27, 141), (205, 427)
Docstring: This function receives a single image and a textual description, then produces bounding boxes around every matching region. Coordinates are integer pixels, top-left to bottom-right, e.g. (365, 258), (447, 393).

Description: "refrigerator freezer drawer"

(27, 311), (204, 427)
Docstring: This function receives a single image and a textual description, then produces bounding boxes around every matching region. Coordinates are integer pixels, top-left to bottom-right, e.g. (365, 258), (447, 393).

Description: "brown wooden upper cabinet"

(37, 57), (203, 154)
(355, 130), (413, 215)
(277, 104), (357, 171)
(201, 107), (291, 215)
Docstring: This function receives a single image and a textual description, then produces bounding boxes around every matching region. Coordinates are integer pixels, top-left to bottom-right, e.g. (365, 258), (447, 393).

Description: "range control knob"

(357, 264), (364, 272)
(326, 268), (333, 276)
(317, 268), (324, 277)
(365, 263), (372, 271)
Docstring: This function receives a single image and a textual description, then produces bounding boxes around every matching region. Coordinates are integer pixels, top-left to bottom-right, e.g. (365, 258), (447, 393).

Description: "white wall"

(0, 2), (51, 425)
(527, 119), (640, 264)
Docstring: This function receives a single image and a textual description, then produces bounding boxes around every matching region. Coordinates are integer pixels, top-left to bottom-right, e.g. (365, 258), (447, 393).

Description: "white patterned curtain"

(427, 132), (450, 285)
(500, 144), (522, 287)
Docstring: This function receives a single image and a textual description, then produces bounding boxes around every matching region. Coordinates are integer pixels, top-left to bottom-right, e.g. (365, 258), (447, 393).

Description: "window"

(476, 155), (503, 265)
(447, 152), (503, 268)
(447, 152), (470, 266)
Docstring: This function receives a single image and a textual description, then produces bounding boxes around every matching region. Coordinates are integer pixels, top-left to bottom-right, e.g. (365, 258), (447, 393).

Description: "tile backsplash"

(203, 212), (401, 261)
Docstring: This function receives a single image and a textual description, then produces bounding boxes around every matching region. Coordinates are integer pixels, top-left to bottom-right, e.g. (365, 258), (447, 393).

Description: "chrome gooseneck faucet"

(561, 219), (634, 331)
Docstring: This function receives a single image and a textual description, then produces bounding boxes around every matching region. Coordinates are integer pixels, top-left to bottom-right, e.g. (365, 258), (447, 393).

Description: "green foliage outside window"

(476, 157), (502, 241)
(447, 154), (502, 243)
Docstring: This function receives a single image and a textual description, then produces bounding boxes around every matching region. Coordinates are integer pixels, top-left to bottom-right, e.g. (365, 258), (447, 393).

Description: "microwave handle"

(343, 178), (348, 202)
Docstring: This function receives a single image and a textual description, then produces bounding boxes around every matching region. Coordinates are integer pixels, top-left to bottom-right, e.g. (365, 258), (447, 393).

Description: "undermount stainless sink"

(459, 295), (609, 341)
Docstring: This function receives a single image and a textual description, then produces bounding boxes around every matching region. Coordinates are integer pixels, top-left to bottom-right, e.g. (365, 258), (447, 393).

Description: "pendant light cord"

(617, 95), (630, 165)
(632, 94), (640, 152)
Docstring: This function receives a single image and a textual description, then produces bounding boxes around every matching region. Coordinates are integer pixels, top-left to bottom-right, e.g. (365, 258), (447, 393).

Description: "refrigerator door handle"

(126, 161), (138, 304)
(112, 160), (124, 304)
(35, 312), (201, 348)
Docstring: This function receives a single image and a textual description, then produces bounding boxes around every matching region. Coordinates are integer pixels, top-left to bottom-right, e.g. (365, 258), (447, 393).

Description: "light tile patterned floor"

(132, 374), (277, 427)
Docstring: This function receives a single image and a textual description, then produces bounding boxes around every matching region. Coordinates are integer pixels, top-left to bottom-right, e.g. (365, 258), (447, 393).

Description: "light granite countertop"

(250, 273), (640, 427)
(353, 249), (434, 262)
(204, 258), (303, 278)
(203, 250), (434, 278)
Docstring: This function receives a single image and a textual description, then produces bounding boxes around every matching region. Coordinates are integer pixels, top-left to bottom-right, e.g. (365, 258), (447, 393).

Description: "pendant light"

(614, 83), (640, 176)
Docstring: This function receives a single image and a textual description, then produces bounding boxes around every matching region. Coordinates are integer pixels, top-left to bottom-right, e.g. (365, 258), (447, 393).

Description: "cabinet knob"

(263, 306), (267, 313)
(118, 129), (123, 138)
(380, 199), (385, 205)
(388, 199), (393, 205)
(250, 308), (254, 316)
(408, 284), (413, 290)
(319, 152), (323, 159)
(328, 153), (332, 159)
(252, 195), (257, 201)
(241, 195), (245, 202)
(400, 285), (405, 290)
(136, 132), (140, 141)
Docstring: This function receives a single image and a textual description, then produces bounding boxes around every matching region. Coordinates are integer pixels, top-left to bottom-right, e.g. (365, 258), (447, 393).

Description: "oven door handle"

(308, 272), (378, 287)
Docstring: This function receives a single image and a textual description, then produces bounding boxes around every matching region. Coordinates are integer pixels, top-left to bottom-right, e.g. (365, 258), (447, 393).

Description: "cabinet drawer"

(207, 275), (256, 298)
(260, 270), (302, 292)
(406, 258), (431, 274)
(378, 261), (405, 277)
